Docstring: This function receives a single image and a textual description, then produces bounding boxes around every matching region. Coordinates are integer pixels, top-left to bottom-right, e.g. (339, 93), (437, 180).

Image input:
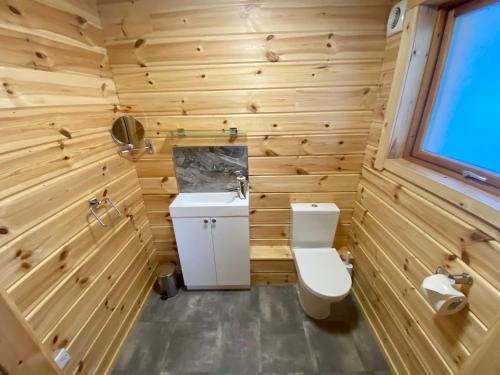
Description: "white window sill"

(383, 159), (500, 228)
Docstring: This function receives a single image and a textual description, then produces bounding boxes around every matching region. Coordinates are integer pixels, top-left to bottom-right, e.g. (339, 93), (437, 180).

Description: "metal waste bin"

(156, 263), (179, 299)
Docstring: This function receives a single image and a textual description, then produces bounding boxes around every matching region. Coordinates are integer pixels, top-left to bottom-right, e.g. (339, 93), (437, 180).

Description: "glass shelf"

(167, 127), (245, 138)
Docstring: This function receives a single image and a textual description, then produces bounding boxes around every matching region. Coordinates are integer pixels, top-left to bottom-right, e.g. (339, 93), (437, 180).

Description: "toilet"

(291, 203), (352, 319)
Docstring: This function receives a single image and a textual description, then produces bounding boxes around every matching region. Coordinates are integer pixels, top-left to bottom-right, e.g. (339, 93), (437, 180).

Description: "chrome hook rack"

(88, 197), (122, 227)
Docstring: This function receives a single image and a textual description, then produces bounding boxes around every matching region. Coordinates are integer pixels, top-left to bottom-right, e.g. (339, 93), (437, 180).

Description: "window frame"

(404, 0), (500, 193)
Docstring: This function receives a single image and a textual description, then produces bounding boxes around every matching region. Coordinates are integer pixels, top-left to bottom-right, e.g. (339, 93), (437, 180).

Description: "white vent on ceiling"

(387, 0), (408, 37)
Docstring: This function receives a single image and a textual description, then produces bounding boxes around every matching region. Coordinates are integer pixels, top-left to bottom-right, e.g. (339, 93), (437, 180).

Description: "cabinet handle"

(211, 218), (216, 223)
(203, 219), (209, 223)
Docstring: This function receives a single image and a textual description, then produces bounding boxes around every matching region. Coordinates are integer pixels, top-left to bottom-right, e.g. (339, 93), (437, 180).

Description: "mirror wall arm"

(119, 140), (154, 155)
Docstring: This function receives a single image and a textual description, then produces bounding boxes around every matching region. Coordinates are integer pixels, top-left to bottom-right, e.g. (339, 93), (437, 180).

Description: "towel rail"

(88, 197), (122, 227)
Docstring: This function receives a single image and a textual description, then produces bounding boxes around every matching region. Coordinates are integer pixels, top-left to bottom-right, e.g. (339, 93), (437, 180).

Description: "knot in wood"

(76, 15), (87, 25)
(35, 51), (47, 59)
(247, 103), (259, 113)
(265, 51), (279, 62)
(8, 5), (21, 15)
(59, 128), (72, 139)
(134, 38), (146, 48)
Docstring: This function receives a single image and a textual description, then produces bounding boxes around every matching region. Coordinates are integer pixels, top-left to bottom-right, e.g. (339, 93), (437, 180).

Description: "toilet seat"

(292, 247), (351, 301)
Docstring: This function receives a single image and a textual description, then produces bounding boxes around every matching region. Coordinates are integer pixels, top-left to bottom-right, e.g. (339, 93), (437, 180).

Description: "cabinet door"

(172, 217), (217, 288)
(211, 216), (250, 287)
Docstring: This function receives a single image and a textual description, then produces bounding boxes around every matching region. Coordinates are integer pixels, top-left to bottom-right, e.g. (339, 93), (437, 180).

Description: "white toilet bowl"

(293, 247), (352, 319)
(290, 203), (352, 319)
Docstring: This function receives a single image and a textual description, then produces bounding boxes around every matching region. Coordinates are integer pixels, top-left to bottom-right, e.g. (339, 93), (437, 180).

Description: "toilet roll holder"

(435, 266), (473, 286)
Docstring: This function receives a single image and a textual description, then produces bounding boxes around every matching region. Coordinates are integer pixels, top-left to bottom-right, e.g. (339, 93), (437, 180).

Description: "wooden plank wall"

(350, 22), (500, 375)
(0, 287), (62, 375)
(96, 0), (393, 267)
(0, 1), (156, 374)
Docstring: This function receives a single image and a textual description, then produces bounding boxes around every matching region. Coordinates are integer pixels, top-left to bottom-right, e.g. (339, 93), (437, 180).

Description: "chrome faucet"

(229, 170), (248, 199)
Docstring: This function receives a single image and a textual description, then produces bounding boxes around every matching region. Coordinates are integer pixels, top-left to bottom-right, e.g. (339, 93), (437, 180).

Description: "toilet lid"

(293, 247), (352, 299)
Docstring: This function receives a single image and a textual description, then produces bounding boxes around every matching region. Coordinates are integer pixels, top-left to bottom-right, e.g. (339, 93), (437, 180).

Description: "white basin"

(169, 192), (249, 217)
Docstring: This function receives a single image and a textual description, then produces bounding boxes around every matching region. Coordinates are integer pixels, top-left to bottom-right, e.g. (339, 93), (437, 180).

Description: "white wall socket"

(54, 348), (71, 369)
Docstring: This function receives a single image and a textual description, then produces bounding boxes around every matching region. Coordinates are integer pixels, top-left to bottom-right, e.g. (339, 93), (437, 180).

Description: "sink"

(169, 192), (249, 218)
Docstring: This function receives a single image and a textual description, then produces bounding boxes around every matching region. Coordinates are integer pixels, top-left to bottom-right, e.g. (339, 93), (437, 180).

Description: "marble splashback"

(173, 146), (248, 193)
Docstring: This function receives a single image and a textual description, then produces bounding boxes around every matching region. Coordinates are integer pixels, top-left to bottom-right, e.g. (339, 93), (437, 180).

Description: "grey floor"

(112, 285), (389, 375)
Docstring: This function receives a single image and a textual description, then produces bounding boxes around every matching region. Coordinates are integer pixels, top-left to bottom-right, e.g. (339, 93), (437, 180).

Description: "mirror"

(111, 116), (145, 147)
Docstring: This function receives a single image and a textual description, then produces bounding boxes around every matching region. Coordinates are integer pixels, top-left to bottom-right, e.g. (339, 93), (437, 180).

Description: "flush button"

(311, 204), (318, 207)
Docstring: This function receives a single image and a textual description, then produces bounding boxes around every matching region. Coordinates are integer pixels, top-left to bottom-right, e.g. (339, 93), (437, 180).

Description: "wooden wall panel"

(248, 155), (364, 174)
(145, 133), (369, 157)
(0, 28), (111, 77)
(98, 0), (391, 272)
(0, 0), (105, 48)
(0, 2), (155, 374)
(0, 67), (117, 108)
(49, 241), (154, 373)
(350, 25), (500, 375)
(0, 106), (117, 153)
(118, 86), (376, 114)
(105, 32), (386, 66)
(249, 192), (357, 209)
(138, 112), (373, 135)
(0, 133), (116, 200)
(98, 0), (391, 40)
(112, 62), (382, 92)
(0, 288), (62, 375)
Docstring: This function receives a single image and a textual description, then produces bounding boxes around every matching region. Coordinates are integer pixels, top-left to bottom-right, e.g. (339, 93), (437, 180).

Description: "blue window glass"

(421, 2), (500, 174)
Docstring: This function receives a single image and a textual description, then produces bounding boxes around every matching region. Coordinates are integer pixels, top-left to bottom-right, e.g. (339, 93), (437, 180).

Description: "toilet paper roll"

(421, 274), (467, 315)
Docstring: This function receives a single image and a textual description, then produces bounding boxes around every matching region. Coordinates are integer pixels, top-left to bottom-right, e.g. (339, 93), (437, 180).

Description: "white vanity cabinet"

(211, 216), (250, 286)
(169, 193), (250, 289)
(170, 217), (217, 287)
(172, 216), (250, 288)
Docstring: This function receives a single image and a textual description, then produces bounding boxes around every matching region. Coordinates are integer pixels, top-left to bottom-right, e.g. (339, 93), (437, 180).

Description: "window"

(407, 0), (500, 192)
